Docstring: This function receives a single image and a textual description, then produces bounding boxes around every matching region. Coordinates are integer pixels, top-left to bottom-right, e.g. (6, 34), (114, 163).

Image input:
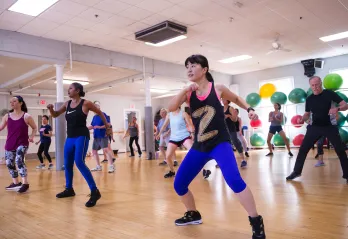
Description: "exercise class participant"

(234, 109), (250, 155)
(286, 76), (348, 182)
(123, 116), (142, 157)
(35, 115), (53, 169)
(156, 107), (194, 178)
(0, 96), (37, 193)
(47, 83), (112, 207)
(266, 103), (293, 157)
(168, 54), (265, 239)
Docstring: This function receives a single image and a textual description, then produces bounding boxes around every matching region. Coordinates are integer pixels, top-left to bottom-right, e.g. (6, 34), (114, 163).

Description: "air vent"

(135, 21), (187, 44)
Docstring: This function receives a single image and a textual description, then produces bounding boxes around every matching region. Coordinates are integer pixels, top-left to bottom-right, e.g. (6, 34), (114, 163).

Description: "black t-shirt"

(305, 90), (342, 126)
(39, 124), (52, 143)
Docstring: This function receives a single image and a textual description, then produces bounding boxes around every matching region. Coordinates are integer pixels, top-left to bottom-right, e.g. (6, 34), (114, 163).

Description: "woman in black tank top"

(47, 83), (112, 208)
(167, 54), (266, 238)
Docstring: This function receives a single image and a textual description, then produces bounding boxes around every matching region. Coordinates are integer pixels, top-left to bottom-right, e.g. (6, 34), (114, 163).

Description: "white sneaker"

(48, 163), (54, 170)
(108, 164), (115, 173)
(91, 165), (102, 171)
(36, 164), (45, 169)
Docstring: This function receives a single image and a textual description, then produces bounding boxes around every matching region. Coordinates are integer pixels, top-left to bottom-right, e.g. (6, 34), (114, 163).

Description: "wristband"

(247, 107), (254, 113)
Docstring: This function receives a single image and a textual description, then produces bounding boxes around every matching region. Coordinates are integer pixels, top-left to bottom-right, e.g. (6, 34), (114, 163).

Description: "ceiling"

(1, 0), (348, 75)
(0, 55), (188, 97)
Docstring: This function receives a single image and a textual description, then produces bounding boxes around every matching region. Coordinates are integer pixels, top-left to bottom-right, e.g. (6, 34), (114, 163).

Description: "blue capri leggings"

(64, 136), (97, 191)
(174, 142), (247, 196)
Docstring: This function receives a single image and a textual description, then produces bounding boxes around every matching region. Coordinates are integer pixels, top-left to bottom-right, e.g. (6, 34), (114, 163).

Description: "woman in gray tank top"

(266, 103), (293, 157)
(123, 116), (142, 157)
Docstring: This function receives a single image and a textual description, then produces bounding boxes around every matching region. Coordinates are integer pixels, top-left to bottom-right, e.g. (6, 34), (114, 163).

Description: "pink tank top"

(5, 113), (29, 151)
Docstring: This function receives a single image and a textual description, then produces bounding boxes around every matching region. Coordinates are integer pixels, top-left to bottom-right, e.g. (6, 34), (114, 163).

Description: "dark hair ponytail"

(9, 96), (28, 113)
(206, 72), (214, 82)
(72, 82), (86, 97)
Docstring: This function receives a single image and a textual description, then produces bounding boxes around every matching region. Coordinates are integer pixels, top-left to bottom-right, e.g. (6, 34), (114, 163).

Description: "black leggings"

(294, 125), (348, 177)
(129, 136), (141, 156)
(37, 141), (52, 164)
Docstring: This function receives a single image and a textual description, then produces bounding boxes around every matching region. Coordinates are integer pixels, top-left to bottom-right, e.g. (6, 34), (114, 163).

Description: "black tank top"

(224, 106), (236, 133)
(65, 99), (90, 139)
(190, 83), (231, 152)
(234, 118), (240, 132)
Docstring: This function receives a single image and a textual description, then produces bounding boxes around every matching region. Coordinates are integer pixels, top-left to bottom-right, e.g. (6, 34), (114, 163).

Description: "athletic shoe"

(164, 171), (175, 178)
(175, 211), (202, 226)
(17, 184), (29, 193)
(241, 160), (247, 168)
(48, 163), (54, 170)
(265, 152), (273, 156)
(108, 164), (115, 173)
(158, 161), (167, 166)
(56, 188), (76, 198)
(91, 165), (102, 172)
(289, 152), (293, 157)
(5, 182), (22, 191)
(85, 189), (101, 207)
(245, 152), (250, 157)
(174, 161), (178, 167)
(249, 215), (266, 239)
(36, 164), (45, 169)
(286, 171), (301, 180)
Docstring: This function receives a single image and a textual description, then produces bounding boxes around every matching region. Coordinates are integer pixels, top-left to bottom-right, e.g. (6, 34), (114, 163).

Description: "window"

(330, 68), (348, 89)
(258, 77), (294, 107)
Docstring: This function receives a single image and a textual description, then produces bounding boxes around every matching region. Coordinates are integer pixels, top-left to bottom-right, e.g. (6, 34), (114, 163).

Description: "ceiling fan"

(266, 34), (292, 55)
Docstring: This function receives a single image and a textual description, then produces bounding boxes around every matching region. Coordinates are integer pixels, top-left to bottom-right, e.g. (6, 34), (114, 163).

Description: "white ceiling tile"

(141, 14), (167, 25)
(70, 0), (102, 7)
(18, 18), (60, 37)
(171, 10), (207, 26)
(118, 6), (153, 21)
(94, 0), (132, 14)
(107, 28), (134, 37)
(50, 0), (89, 16)
(0, 10), (34, 26)
(78, 7), (114, 23)
(38, 9), (74, 24)
(0, 7), (4, 14)
(125, 22), (149, 32)
(166, 0), (185, 3)
(44, 24), (81, 41)
(118, 0), (144, 5)
(65, 17), (97, 29)
(340, 0), (348, 9)
(159, 5), (184, 18)
(136, 0), (173, 12)
(0, 0), (16, 9)
(103, 15), (135, 27)
(0, 19), (22, 31)
(87, 23), (115, 34)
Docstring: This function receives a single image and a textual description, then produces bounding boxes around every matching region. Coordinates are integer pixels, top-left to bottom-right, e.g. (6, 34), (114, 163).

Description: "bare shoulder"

(83, 99), (92, 106)
(24, 112), (32, 120)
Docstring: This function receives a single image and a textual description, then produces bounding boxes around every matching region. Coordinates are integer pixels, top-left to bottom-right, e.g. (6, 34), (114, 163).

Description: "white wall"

(232, 54), (348, 144)
(0, 91), (146, 158)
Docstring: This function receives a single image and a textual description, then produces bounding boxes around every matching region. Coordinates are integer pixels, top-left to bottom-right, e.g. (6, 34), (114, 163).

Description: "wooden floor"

(1, 149), (348, 239)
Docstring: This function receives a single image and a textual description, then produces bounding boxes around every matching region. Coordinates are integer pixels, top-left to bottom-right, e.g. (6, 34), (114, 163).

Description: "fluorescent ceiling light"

(145, 35), (187, 47)
(219, 55), (252, 63)
(54, 80), (90, 86)
(8, 0), (59, 16)
(319, 31), (348, 42)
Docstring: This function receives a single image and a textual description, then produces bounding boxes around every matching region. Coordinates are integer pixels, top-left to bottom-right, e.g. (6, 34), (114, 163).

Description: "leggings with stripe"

(174, 142), (247, 195)
(64, 136), (97, 190)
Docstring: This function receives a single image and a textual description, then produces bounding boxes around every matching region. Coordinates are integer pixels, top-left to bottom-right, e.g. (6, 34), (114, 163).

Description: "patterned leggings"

(5, 146), (28, 178)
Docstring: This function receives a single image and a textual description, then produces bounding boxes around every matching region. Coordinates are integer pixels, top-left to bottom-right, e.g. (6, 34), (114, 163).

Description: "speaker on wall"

(301, 59), (315, 77)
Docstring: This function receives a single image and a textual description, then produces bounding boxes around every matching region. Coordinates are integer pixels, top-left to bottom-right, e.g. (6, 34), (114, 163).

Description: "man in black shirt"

(286, 76), (348, 182)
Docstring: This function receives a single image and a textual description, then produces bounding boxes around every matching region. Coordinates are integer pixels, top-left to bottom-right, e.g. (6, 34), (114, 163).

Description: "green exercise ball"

(271, 92), (287, 105)
(337, 112), (346, 126)
(307, 88), (313, 97)
(273, 134), (289, 146)
(323, 73), (343, 91)
(335, 92), (348, 107)
(246, 93), (261, 107)
(250, 133), (265, 146)
(339, 128), (348, 143)
(288, 88), (307, 104)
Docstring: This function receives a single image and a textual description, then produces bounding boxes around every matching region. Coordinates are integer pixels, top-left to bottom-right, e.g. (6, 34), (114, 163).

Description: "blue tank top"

(270, 111), (282, 126)
(169, 111), (190, 141)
